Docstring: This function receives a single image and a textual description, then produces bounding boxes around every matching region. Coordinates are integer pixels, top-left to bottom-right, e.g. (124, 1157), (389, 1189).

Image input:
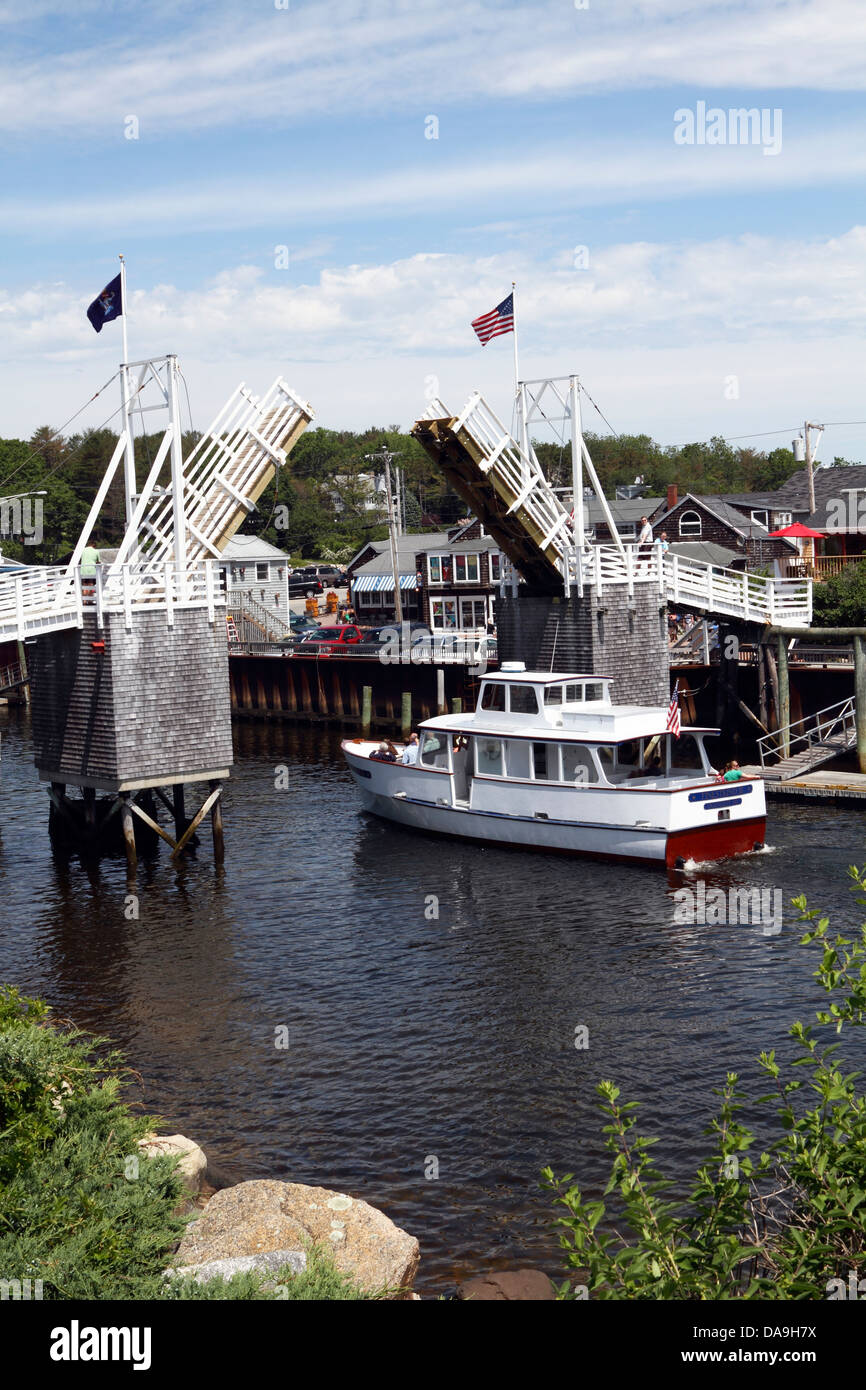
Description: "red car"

(295, 624), (367, 655)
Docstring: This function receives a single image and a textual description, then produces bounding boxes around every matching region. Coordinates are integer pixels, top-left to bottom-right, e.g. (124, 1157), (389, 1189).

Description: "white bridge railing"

(0, 561), (226, 642)
(431, 391), (812, 629)
(560, 545), (812, 626)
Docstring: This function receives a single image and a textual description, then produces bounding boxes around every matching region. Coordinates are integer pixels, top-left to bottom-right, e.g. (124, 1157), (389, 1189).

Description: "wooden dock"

(743, 770), (866, 803)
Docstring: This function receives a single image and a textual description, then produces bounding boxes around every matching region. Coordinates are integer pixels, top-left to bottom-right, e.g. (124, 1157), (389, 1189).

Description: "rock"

(175, 1179), (419, 1295)
(138, 1133), (208, 1196)
(458, 1269), (556, 1301)
(166, 1249), (306, 1287)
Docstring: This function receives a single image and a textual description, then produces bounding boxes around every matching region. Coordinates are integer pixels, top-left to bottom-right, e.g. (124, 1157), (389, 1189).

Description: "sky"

(0, 0), (864, 462)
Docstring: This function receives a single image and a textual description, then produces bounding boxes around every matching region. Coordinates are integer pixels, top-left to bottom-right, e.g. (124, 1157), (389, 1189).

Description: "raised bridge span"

(411, 391), (812, 629)
(0, 370), (313, 643)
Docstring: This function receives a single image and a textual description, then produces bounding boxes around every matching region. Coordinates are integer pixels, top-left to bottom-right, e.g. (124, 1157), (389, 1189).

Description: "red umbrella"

(768, 521), (826, 538)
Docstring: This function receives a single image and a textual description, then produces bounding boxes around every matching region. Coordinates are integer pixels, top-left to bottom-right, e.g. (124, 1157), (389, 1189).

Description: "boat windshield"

(420, 732), (450, 770)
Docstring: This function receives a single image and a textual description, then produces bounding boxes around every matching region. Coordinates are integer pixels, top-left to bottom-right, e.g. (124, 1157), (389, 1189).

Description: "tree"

(811, 560), (866, 626)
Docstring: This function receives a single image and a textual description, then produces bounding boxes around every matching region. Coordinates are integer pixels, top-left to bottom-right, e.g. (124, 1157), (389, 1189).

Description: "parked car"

(278, 612), (321, 647)
(288, 571), (323, 598)
(362, 623), (434, 647)
(315, 565), (349, 589)
(294, 624), (368, 655)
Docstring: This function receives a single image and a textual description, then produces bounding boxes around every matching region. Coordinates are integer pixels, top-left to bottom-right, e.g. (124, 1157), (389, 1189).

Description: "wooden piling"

(776, 634), (790, 757)
(452, 697), (463, 714)
(172, 784), (187, 841)
(401, 691), (412, 739)
(361, 686), (372, 737)
(853, 635), (866, 773)
(121, 797), (137, 876)
(436, 668), (446, 714)
(209, 779), (225, 866)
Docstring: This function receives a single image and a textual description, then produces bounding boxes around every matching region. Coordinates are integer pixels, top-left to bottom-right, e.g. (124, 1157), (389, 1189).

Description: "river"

(1, 706), (864, 1294)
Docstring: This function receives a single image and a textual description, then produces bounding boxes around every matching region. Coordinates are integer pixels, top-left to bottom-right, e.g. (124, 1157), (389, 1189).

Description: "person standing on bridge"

(80, 544), (100, 590)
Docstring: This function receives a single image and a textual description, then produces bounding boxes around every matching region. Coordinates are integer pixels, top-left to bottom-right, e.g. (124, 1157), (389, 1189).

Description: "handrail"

(757, 695), (856, 768)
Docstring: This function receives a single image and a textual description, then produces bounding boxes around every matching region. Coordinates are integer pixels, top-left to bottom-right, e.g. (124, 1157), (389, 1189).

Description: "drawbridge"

(411, 385), (812, 628)
(0, 357), (313, 642)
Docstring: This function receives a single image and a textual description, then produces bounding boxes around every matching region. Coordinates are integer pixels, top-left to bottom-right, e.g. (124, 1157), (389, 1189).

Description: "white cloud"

(0, 0), (862, 139)
(0, 229), (863, 460)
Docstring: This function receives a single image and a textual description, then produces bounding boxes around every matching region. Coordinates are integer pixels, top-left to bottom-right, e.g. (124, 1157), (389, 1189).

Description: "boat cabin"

(416, 665), (718, 791)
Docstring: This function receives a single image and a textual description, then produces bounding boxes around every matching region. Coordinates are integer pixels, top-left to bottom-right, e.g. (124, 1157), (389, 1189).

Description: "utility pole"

(804, 420), (816, 517)
(364, 444), (403, 624)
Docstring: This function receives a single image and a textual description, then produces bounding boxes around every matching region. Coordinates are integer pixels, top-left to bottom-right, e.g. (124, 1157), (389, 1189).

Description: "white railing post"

(595, 545), (602, 596)
(164, 560), (174, 628)
(672, 553), (680, 605)
(706, 567), (713, 613)
(123, 565), (133, 630)
(626, 545), (634, 599)
(205, 561), (215, 624)
(14, 575), (24, 638)
(95, 565), (104, 629)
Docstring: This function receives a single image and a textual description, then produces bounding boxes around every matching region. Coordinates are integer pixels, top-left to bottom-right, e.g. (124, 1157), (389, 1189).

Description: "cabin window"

(477, 738), (504, 776)
(506, 740), (531, 779)
(481, 682), (506, 711)
(532, 742), (559, 780)
(508, 684), (539, 715)
(616, 739), (641, 775)
(543, 685), (563, 706)
(420, 733), (450, 770)
(679, 510), (702, 538)
(584, 682), (604, 702)
(561, 745), (598, 784)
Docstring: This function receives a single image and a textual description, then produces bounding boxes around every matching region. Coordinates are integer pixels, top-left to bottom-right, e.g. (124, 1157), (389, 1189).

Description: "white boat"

(342, 663), (766, 869)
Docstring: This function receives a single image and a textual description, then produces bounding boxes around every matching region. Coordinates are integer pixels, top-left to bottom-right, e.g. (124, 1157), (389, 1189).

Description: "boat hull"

(345, 756), (766, 868)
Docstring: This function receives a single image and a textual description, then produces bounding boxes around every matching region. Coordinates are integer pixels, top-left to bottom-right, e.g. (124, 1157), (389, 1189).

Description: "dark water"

(1, 705), (865, 1293)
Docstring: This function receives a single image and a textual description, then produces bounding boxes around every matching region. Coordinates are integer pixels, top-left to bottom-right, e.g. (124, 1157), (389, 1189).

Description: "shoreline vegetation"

(544, 867), (866, 1300)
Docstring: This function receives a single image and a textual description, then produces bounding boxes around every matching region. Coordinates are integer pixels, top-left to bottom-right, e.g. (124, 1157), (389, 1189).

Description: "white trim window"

(430, 597), (458, 629)
(750, 510), (769, 530)
(427, 554), (454, 585)
(256, 562), (270, 581)
(489, 551), (501, 582)
(454, 553), (480, 582)
(678, 510), (702, 538)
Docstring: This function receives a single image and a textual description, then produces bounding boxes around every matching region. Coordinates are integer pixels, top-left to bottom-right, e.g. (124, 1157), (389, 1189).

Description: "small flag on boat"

(666, 680), (681, 738)
(86, 273), (123, 333)
(471, 292), (514, 346)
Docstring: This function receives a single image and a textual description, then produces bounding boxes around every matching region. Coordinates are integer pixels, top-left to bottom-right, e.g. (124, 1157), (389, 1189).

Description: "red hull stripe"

(665, 817), (766, 868)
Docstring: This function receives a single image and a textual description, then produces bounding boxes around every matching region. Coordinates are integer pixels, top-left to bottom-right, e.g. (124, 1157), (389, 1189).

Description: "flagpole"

(511, 280), (519, 402)
(118, 254), (136, 531)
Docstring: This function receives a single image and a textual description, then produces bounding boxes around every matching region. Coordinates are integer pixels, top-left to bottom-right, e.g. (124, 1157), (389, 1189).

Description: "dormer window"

(679, 510), (702, 538)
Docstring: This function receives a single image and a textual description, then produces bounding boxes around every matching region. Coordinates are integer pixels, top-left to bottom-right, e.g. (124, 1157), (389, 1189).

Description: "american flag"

(666, 680), (681, 738)
(471, 292), (514, 346)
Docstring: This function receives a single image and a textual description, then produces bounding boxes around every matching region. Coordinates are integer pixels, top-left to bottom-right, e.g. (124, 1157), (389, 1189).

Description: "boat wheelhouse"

(342, 664), (765, 868)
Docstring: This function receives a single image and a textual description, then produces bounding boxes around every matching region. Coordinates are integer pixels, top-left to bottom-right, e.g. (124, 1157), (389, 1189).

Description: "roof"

(221, 534), (292, 561)
(584, 497), (663, 526)
(669, 540), (742, 567)
(653, 493), (797, 549)
(482, 670), (612, 683)
(766, 465), (866, 529)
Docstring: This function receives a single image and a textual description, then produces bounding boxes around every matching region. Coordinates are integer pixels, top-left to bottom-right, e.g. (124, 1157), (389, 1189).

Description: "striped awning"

(352, 573), (417, 593)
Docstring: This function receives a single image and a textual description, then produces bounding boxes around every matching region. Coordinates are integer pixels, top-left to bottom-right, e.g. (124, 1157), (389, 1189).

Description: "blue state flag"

(86, 273), (123, 333)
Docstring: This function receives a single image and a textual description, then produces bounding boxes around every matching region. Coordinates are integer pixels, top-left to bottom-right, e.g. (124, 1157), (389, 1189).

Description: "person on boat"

(371, 741), (398, 762)
(722, 760), (743, 782)
(401, 733), (420, 765)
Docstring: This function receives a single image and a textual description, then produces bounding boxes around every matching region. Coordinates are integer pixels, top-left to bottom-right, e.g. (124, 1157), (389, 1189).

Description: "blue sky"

(0, 0), (864, 461)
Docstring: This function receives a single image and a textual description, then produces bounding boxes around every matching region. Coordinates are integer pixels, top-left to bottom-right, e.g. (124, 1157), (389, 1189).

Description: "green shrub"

(544, 867), (866, 1299)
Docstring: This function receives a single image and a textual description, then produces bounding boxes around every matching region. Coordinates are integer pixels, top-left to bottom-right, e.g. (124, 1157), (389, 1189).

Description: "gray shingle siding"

(30, 609), (233, 786)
